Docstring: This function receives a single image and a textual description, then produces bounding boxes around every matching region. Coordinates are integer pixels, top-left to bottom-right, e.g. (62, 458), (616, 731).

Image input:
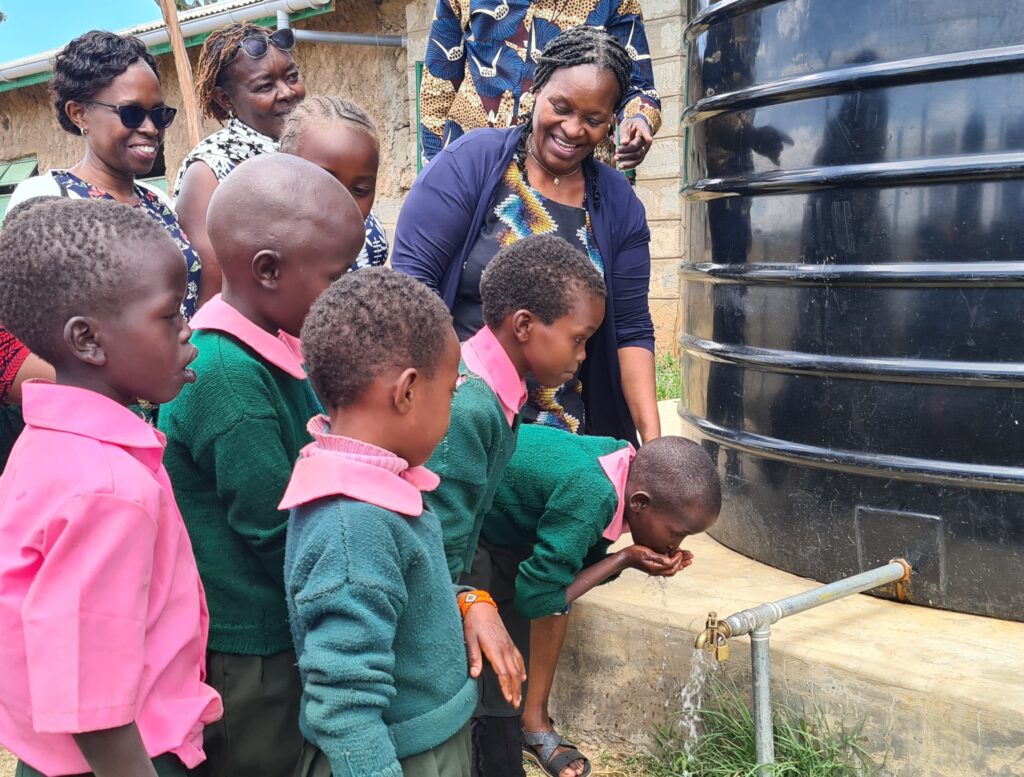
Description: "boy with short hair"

(158, 154), (366, 777)
(282, 269), (523, 777)
(476, 424), (722, 777)
(425, 234), (608, 585)
(0, 198), (221, 777)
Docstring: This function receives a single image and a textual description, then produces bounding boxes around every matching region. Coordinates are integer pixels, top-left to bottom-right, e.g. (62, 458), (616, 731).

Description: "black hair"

(479, 235), (606, 329)
(278, 96), (377, 153)
(301, 268), (454, 409)
(515, 26), (633, 207)
(631, 437), (723, 517)
(51, 30), (160, 135)
(0, 197), (169, 363)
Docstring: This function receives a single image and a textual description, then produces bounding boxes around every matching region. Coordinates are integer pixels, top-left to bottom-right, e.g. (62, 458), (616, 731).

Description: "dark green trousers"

(16, 753), (185, 777)
(460, 540), (531, 718)
(189, 648), (304, 777)
(292, 724), (472, 777)
(461, 541), (530, 777)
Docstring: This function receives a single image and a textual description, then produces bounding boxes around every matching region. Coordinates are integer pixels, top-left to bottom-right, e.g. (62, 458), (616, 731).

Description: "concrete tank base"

(548, 402), (1024, 777)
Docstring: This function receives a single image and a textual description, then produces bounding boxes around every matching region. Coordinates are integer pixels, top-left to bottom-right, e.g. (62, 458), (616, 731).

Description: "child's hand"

(463, 604), (527, 707)
(621, 545), (694, 577)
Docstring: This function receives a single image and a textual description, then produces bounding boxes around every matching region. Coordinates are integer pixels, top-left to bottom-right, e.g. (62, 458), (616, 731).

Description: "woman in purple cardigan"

(392, 27), (660, 447)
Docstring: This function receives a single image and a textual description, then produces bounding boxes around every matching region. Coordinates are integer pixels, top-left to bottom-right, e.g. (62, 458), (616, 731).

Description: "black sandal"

(521, 729), (592, 777)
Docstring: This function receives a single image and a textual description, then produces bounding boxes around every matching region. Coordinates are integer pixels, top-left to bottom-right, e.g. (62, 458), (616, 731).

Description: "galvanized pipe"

(721, 559), (911, 638)
(750, 624), (774, 773)
(705, 559), (911, 773)
(277, 10), (407, 48)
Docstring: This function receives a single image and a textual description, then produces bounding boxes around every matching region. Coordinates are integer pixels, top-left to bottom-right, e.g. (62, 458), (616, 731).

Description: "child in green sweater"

(477, 424), (722, 777)
(423, 235), (608, 586)
(158, 154), (366, 777)
(282, 269), (524, 777)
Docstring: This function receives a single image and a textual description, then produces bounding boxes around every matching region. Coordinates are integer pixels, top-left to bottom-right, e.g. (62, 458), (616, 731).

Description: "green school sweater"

(423, 360), (520, 582)
(159, 329), (322, 655)
(481, 424), (629, 619)
(285, 496), (477, 776)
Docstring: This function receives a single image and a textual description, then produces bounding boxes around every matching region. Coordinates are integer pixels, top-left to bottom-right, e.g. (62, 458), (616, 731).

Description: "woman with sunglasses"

(1, 30), (200, 466)
(7, 30), (201, 319)
(173, 23), (305, 300)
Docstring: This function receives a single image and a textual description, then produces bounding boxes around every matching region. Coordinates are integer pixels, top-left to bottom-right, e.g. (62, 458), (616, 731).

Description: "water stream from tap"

(677, 647), (717, 776)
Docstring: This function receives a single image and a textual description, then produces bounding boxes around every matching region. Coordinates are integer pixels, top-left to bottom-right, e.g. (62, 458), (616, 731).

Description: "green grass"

(656, 351), (682, 401)
(649, 680), (879, 777)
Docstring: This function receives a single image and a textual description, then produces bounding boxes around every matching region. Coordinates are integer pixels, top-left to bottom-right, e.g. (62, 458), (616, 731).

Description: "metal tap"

(694, 611), (731, 661)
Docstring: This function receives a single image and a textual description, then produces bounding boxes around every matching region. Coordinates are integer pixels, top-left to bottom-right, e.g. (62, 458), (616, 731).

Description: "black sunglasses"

(227, 28), (296, 64)
(84, 100), (178, 130)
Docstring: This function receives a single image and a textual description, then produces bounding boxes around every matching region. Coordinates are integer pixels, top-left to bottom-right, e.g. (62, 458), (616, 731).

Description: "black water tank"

(681, 0), (1024, 621)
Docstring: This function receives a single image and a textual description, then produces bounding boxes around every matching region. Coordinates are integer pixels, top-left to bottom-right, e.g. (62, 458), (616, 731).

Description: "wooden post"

(158, 0), (203, 147)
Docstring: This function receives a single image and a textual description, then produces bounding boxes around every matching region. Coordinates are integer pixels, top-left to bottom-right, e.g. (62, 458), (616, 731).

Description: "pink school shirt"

(279, 416), (440, 514)
(599, 444), (638, 541)
(0, 383), (222, 775)
(189, 293), (306, 378)
(461, 326), (527, 427)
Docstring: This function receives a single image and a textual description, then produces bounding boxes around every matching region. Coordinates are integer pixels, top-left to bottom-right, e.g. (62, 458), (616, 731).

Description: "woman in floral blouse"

(7, 30), (202, 317)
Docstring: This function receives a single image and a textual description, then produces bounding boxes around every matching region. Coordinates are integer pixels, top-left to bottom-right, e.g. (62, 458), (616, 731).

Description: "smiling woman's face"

(215, 44), (306, 140)
(530, 63), (620, 175)
(67, 61), (167, 178)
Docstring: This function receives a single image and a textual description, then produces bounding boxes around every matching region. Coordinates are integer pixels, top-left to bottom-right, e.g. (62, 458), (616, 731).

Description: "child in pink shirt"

(0, 198), (221, 777)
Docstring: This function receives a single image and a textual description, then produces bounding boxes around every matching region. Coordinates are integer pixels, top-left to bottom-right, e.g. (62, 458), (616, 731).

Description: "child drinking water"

(473, 424), (722, 777)
(281, 269), (524, 777)
(0, 198), (221, 777)
(278, 95), (388, 269)
(424, 234), (607, 585)
(158, 154), (365, 777)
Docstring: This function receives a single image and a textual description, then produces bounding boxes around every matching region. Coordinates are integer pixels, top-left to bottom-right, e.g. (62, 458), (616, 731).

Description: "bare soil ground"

(2, 738), (650, 776)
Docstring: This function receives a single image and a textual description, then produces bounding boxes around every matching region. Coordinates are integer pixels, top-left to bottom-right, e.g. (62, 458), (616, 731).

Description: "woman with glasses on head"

(7, 30), (201, 318)
(173, 23), (305, 301)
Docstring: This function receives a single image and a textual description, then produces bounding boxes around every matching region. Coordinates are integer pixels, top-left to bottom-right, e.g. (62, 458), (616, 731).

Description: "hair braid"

(278, 96), (377, 154)
(515, 26), (633, 208)
(195, 23), (263, 122)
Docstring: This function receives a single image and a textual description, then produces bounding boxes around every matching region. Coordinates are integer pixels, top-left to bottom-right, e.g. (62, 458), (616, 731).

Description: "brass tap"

(694, 611), (731, 661)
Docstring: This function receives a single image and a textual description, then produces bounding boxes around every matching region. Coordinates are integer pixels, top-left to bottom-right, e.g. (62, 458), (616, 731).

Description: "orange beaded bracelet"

(457, 589), (497, 618)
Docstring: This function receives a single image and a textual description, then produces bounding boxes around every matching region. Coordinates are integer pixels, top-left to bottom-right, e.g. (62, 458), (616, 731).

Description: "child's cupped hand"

(622, 545), (694, 577)
(463, 603), (527, 707)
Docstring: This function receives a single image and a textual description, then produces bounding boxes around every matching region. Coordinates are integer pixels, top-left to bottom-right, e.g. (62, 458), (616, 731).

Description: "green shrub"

(656, 351), (682, 402)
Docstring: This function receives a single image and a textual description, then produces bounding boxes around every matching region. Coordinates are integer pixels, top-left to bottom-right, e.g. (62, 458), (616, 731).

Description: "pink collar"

(599, 444), (637, 541)
(279, 416), (440, 517)
(20, 381), (166, 471)
(190, 294), (305, 379)
(461, 326), (526, 427)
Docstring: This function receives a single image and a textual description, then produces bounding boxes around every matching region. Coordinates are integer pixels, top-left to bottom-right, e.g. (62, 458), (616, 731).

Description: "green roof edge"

(0, 5), (331, 95)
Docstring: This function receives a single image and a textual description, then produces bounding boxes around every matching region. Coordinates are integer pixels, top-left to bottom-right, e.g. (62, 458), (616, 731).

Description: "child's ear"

(628, 490), (652, 513)
(252, 250), (282, 289)
(393, 367), (419, 415)
(64, 315), (106, 366)
(511, 309), (534, 343)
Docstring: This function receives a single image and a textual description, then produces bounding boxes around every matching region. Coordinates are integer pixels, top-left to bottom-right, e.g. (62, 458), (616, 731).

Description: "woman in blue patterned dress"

(419, 0), (662, 169)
